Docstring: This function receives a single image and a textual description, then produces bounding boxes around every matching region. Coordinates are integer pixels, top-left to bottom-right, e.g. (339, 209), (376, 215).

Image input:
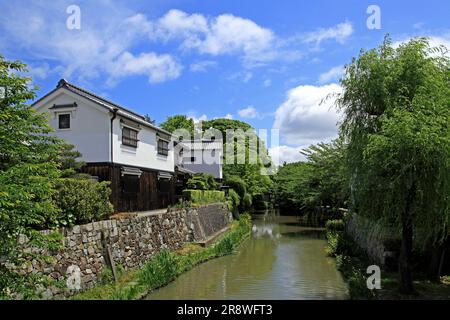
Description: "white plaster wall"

(34, 91), (110, 163)
(112, 116), (174, 173)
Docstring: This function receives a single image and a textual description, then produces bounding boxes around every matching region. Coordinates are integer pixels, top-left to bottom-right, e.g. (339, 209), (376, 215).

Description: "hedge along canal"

(72, 215), (252, 300)
(146, 212), (349, 300)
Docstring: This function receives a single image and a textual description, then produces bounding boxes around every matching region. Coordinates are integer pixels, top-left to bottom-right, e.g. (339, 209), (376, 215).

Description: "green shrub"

(52, 178), (113, 227)
(325, 219), (348, 256)
(214, 237), (234, 256)
(186, 176), (207, 190)
(241, 193), (252, 210)
(326, 219), (345, 232)
(186, 173), (219, 190)
(182, 189), (225, 204)
(227, 189), (240, 213)
(225, 176), (247, 199)
(336, 254), (376, 299)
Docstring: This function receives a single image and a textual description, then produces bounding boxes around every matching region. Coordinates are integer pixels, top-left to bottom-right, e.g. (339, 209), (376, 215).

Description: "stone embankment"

(14, 203), (232, 299)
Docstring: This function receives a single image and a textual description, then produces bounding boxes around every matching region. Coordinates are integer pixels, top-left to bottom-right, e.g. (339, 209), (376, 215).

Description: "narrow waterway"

(146, 212), (348, 300)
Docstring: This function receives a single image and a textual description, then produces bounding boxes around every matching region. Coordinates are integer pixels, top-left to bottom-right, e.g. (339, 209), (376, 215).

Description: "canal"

(146, 212), (349, 300)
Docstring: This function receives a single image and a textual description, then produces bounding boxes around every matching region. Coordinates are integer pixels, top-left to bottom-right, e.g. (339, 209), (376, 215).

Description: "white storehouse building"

(33, 79), (177, 212)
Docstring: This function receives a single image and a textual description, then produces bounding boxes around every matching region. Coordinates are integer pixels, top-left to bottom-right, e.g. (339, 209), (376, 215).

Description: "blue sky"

(1, 0), (449, 163)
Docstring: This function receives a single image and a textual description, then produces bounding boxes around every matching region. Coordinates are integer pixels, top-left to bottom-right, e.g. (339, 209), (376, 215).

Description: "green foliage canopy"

(273, 138), (349, 212)
(336, 36), (450, 292)
(0, 55), (64, 296)
(159, 114), (194, 136)
(337, 37), (450, 246)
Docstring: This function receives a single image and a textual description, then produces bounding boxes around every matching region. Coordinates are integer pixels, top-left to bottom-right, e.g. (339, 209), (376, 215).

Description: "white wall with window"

(112, 116), (174, 173)
(34, 88), (174, 173)
(35, 92), (110, 163)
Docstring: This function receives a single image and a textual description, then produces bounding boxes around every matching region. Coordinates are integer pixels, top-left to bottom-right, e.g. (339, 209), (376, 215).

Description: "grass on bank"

(72, 214), (251, 300)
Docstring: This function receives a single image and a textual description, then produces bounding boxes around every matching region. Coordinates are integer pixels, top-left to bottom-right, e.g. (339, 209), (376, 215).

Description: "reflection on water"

(146, 211), (349, 300)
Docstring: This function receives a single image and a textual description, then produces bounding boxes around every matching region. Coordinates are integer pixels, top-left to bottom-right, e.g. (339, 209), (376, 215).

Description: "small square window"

(58, 114), (70, 129)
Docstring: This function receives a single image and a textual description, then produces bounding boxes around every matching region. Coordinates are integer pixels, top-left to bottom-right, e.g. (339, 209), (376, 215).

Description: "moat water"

(146, 212), (348, 300)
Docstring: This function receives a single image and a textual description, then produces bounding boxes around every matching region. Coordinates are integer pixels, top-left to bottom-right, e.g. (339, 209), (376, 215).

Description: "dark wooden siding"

(81, 163), (175, 213)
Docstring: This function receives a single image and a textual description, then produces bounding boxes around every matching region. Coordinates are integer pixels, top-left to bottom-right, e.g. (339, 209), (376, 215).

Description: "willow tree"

(337, 37), (450, 293)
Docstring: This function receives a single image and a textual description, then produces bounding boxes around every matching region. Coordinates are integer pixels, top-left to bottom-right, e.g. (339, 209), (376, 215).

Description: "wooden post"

(101, 231), (118, 283)
(106, 245), (118, 283)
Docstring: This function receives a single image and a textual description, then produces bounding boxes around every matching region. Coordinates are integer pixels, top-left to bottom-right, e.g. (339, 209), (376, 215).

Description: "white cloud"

(200, 14), (274, 55)
(318, 65), (344, 84)
(238, 106), (260, 119)
(190, 60), (217, 72)
(151, 9), (289, 67)
(428, 35), (450, 53)
(304, 21), (353, 47)
(273, 83), (342, 146)
(263, 79), (272, 87)
(187, 112), (208, 123)
(0, 3), (355, 85)
(109, 52), (182, 85)
(154, 10), (274, 60)
(154, 9), (209, 41)
(224, 113), (233, 119)
(238, 106), (258, 119)
(269, 145), (306, 164)
(0, 2), (177, 85)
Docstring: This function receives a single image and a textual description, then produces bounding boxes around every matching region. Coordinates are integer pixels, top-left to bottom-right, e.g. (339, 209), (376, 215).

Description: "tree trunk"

(399, 214), (415, 294)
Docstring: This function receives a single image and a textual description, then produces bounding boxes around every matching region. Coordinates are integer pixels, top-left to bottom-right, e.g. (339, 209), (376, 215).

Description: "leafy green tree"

(227, 189), (240, 215)
(202, 118), (252, 133)
(299, 139), (349, 210)
(161, 116), (273, 199)
(203, 118), (273, 197)
(273, 161), (313, 210)
(224, 175), (247, 199)
(0, 56), (64, 297)
(337, 37), (450, 293)
(273, 138), (348, 212)
(186, 173), (219, 190)
(160, 114), (194, 136)
(58, 143), (85, 178)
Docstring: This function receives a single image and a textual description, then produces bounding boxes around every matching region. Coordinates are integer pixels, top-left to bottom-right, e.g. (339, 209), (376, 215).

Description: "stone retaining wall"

(346, 213), (399, 268)
(14, 203), (231, 299)
(176, 203), (232, 241)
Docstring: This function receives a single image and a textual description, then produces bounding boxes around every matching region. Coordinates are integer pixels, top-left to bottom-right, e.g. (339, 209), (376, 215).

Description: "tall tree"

(159, 114), (194, 136)
(273, 138), (349, 212)
(202, 118), (273, 197)
(0, 56), (63, 297)
(337, 37), (450, 293)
